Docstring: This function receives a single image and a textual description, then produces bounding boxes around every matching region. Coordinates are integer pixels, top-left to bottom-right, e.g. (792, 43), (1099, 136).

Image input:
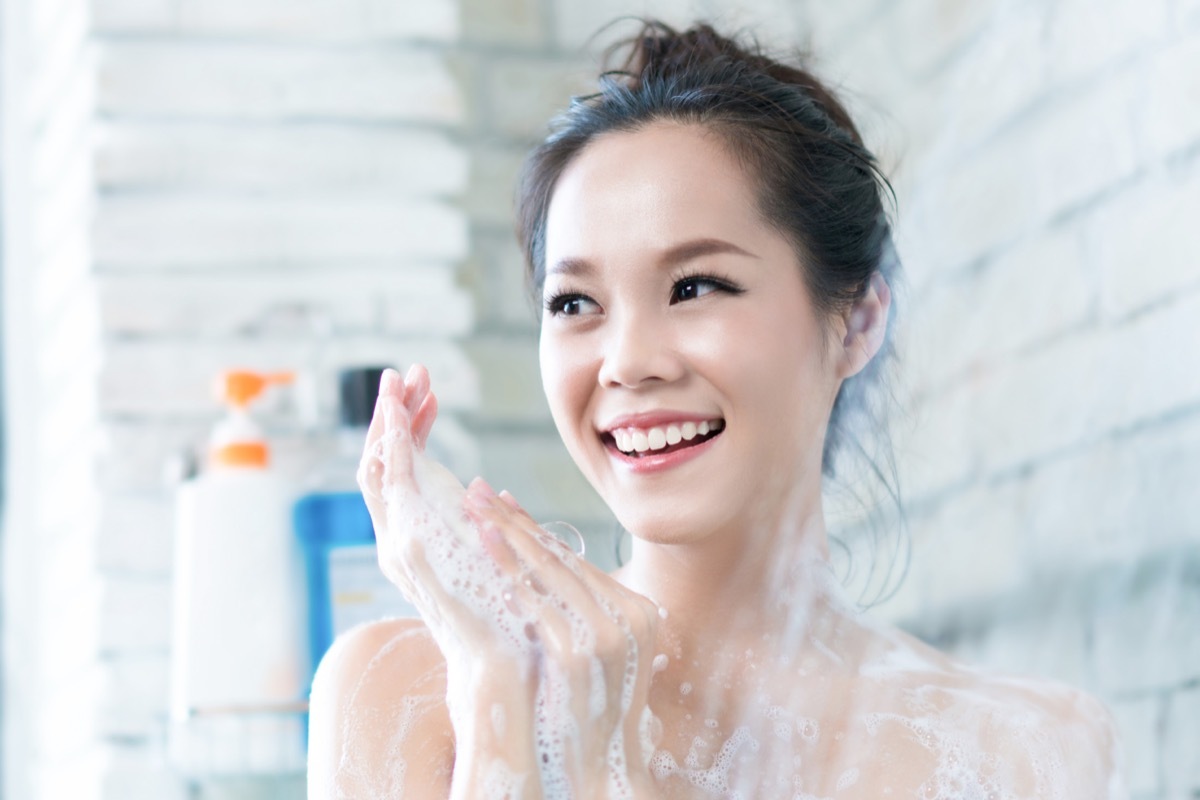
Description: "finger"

(466, 490), (598, 618)
(473, 494), (600, 620)
(357, 371), (399, 517)
(497, 489), (535, 521)
(402, 363), (431, 420)
(492, 490), (580, 560)
(465, 480), (541, 593)
(359, 368), (396, 464)
(497, 490), (567, 554)
(471, 493), (562, 574)
(467, 479), (514, 560)
(412, 390), (438, 451)
(580, 559), (662, 628)
(378, 391), (416, 494)
(465, 480), (558, 636)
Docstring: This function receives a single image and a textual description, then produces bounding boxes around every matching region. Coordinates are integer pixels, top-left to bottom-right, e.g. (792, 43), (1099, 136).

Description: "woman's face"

(538, 122), (844, 545)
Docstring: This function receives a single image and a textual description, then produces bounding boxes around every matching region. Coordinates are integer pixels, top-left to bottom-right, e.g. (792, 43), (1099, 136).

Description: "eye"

(670, 274), (743, 305)
(544, 292), (600, 317)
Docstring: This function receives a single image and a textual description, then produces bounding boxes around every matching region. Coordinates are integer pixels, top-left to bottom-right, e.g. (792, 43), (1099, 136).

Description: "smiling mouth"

(602, 419), (726, 458)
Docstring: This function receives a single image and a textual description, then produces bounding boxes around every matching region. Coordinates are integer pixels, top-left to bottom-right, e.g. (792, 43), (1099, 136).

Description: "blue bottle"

(293, 366), (419, 698)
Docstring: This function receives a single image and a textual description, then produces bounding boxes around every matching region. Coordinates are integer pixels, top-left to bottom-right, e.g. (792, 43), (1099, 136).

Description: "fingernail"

(497, 489), (524, 512)
(404, 364), (420, 384)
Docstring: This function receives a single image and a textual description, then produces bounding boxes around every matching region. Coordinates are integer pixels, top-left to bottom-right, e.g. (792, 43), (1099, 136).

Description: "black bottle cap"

(338, 366), (393, 428)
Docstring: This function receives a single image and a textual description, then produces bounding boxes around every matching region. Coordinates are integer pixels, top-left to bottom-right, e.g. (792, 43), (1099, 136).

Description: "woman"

(307, 21), (1123, 799)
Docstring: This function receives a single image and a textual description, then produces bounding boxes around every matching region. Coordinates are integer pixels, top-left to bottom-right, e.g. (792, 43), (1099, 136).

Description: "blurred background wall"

(1, 0), (1196, 798)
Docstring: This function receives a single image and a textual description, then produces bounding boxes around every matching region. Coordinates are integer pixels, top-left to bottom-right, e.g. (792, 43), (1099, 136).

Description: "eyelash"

(542, 292), (593, 317)
(543, 272), (745, 317)
(668, 272), (745, 304)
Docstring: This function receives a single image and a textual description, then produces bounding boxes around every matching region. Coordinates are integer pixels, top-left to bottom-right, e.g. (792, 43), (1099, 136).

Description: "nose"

(596, 311), (684, 389)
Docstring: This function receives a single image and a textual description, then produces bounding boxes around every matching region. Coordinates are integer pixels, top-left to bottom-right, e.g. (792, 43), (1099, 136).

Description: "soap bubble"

(538, 520), (587, 558)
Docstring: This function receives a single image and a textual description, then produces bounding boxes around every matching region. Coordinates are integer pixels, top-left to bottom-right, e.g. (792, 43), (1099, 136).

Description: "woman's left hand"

(462, 481), (663, 799)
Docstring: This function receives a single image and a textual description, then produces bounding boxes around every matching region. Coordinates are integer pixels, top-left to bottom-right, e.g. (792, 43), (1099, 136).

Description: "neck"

(613, 480), (834, 654)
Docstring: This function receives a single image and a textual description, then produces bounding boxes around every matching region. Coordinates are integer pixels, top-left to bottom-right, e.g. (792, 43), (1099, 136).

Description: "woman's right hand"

(355, 365), (662, 799)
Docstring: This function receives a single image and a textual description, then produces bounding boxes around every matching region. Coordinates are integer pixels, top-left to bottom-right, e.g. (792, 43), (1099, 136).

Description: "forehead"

(544, 123), (768, 268)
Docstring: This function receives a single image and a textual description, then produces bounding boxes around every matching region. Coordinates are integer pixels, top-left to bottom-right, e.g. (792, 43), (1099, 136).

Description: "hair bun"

(604, 19), (863, 147)
(610, 20), (744, 81)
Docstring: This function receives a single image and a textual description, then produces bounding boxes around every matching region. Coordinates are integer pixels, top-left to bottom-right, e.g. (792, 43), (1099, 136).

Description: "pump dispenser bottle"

(169, 369), (308, 776)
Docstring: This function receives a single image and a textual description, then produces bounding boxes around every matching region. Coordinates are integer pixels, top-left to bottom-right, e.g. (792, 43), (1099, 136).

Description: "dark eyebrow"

(659, 237), (760, 267)
(548, 237), (759, 278)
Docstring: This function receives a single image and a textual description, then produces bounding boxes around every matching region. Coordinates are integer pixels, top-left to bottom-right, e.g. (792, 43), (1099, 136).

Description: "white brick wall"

(553, 0), (700, 50)
(94, 196), (468, 268)
(94, 0), (458, 42)
(1165, 686), (1200, 796)
(803, 0), (1200, 793)
(3, 0), (473, 795)
(1092, 159), (1200, 319)
(97, 268), (473, 338)
(95, 124), (468, 195)
(1108, 697), (1161, 798)
(97, 43), (464, 122)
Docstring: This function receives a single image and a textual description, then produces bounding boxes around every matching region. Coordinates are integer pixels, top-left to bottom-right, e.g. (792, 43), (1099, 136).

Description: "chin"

(612, 504), (722, 547)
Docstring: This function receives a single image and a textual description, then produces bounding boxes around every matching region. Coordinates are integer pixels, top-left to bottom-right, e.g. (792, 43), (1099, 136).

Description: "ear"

(835, 272), (891, 380)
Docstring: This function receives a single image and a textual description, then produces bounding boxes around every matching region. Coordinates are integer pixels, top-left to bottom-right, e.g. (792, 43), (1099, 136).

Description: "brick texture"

(813, 1), (1200, 792)
(4, 0), (473, 795)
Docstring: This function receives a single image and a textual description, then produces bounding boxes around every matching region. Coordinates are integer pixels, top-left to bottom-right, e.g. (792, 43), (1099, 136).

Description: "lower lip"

(605, 432), (722, 474)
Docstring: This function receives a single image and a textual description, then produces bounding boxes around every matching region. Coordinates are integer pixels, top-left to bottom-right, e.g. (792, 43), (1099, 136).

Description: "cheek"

(538, 333), (593, 444)
(716, 307), (831, 426)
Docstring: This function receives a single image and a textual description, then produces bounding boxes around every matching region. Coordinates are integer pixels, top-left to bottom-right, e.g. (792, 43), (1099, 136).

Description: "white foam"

(835, 766), (859, 791)
(650, 726), (760, 796)
(483, 759), (527, 800)
(796, 717), (820, 744)
(375, 439), (660, 797)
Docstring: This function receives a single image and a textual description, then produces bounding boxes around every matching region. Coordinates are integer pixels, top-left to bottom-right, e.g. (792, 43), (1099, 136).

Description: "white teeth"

(609, 419), (724, 454)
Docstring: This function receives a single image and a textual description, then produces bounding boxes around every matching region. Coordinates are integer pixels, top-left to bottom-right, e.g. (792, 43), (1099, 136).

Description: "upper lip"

(598, 410), (723, 433)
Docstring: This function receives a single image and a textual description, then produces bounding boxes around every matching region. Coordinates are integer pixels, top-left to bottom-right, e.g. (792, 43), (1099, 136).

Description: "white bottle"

(169, 370), (309, 776)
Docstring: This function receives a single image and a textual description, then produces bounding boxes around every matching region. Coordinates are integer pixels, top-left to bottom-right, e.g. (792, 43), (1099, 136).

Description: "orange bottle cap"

(219, 370), (295, 409)
(213, 442), (270, 468)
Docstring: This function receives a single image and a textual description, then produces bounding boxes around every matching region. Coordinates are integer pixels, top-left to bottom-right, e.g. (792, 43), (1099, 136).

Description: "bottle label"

(328, 545), (419, 633)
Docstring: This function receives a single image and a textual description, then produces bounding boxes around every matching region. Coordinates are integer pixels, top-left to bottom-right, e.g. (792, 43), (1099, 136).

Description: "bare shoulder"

(962, 669), (1125, 798)
(312, 616), (447, 700)
(852, 625), (1125, 798)
(307, 618), (454, 800)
